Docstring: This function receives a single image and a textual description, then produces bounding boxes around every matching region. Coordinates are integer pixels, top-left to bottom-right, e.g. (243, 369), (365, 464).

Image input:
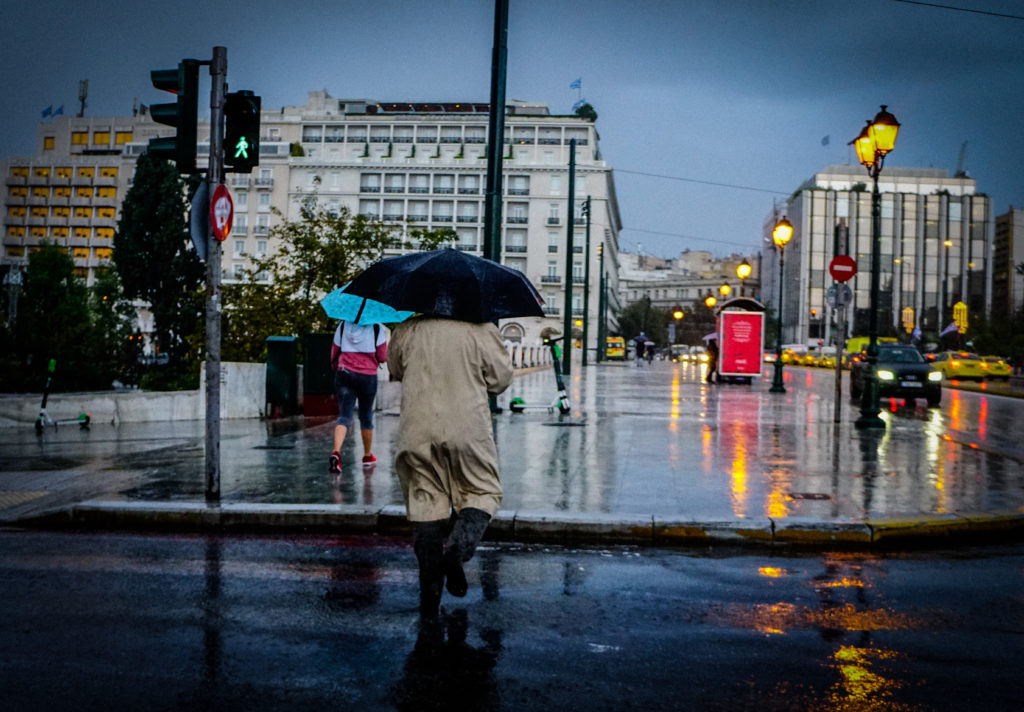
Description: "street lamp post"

(737, 259), (751, 297)
(719, 282), (732, 300)
(850, 105), (901, 429)
(770, 216), (792, 393)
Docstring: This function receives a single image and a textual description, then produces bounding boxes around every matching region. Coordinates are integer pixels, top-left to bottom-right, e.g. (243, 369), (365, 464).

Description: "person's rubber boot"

(443, 507), (492, 598)
(413, 520), (447, 619)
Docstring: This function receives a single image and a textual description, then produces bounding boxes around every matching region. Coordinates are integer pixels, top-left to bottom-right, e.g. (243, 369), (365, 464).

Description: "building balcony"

(574, 218), (585, 225)
(323, 135), (345, 143)
(393, 136), (413, 143)
(457, 215), (478, 223)
(347, 136), (367, 143)
(416, 136), (438, 143)
(507, 216), (528, 224)
(433, 187), (454, 194)
(360, 186), (381, 193)
(253, 225), (270, 236)
(440, 137), (462, 144)
(369, 136), (390, 143)
(465, 137), (486, 144)
(572, 276), (586, 284)
(432, 215), (453, 222)
(407, 214), (428, 222)
(572, 307), (585, 316)
(254, 177), (274, 188)
(384, 186), (404, 193)
(538, 138), (560, 145)
(231, 225), (248, 236)
(546, 217), (560, 225)
(505, 245), (527, 253)
(302, 135), (323, 143)
(573, 245), (583, 253)
(548, 245), (558, 253)
(456, 243), (477, 252)
(568, 138), (589, 146)
(508, 188), (529, 196)
(513, 138), (535, 145)
(543, 306), (560, 316)
(229, 175), (250, 188)
(458, 187), (479, 195)
(382, 214), (403, 221)
(409, 187), (429, 193)
(540, 275), (561, 284)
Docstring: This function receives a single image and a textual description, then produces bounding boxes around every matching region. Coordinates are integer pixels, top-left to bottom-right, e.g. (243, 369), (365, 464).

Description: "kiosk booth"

(713, 297), (766, 384)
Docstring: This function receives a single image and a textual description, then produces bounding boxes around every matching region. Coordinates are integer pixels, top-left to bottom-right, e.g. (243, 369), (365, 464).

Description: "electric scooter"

(35, 359), (91, 434)
(509, 336), (571, 415)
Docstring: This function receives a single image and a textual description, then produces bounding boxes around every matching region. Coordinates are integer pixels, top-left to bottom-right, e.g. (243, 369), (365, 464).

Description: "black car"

(849, 344), (942, 407)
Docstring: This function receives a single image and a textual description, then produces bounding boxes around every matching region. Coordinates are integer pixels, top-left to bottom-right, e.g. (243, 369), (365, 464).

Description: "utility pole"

(482, 0), (509, 264)
(582, 196), (592, 366)
(562, 138), (576, 375)
(205, 46), (227, 504)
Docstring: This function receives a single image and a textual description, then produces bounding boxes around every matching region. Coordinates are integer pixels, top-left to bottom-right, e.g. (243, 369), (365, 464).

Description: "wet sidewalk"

(3, 361), (1023, 547)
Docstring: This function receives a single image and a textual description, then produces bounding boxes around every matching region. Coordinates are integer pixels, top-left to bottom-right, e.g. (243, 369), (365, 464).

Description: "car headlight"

(928, 371), (943, 382)
(877, 370), (895, 381)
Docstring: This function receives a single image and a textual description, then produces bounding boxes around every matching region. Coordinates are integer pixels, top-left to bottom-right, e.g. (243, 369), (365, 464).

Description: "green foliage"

(574, 103), (598, 122)
(87, 267), (142, 387)
(113, 151), (204, 372)
(220, 188), (455, 362)
(617, 298), (669, 347)
(289, 142), (305, 157)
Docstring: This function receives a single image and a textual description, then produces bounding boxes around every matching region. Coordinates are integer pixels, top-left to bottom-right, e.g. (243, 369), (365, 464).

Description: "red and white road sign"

(828, 254), (857, 282)
(210, 184), (234, 242)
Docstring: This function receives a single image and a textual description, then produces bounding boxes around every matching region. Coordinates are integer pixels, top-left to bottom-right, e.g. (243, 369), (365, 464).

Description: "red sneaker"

(329, 451), (341, 473)
(362, 454), (377, 467)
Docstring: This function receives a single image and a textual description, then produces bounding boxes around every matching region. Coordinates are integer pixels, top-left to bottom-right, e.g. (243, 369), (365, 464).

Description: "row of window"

(6, 226), (114, 239)
(9, 166), (118, 179)
(6, 245), (112, 260)
(65, 131), (134, 148)
(300, 124), (588, 144)
(8, 205), (116, 219)
(9, 185), (118, 200)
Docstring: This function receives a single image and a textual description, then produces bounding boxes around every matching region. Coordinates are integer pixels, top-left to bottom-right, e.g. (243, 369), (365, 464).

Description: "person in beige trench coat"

(387, 316), (514, 617)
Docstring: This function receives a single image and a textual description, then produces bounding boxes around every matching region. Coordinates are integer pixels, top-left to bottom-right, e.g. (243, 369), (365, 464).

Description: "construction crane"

(954, 141), (968, 178)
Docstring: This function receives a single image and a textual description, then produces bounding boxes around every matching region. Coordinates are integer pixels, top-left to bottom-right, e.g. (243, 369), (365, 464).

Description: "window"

(52, 227), (68, 238)
(31, 207), (47, 217)
(32, 187), (47, 198)
(237, 192), (248, 207)
(76, 187), (93, 198)
(71, 132), (88, 145)
(256, 240), (268, 257)
(115, 131), (133, 145)
(74, 207), (91, 218)
(258, 192), (271, 210)
(93, 132), (110, 145)
(54, 186), (70, 198)
(52, 206), (70, 217)
(7, 206), (26, 217)
(547, 204), (560, 224)
(99, 167), (118, 178)
(233, 239), (246, 257)
(548, 232), (559, 252)
(44, 137), (55, 150)
(77, 167), (95, 179)
(34, 167), (51, 178)
(95, 247), (112, 260)
(95, 227), (114, 239)
(30, 226), (46, 238)
(233, 264), (245, 280)
(10, 186), (27, 197)
(56, 167), (72, 178)
(6, 247), (25, 257)
(73, 229), (89, 241)
(97, 186), (116, 199)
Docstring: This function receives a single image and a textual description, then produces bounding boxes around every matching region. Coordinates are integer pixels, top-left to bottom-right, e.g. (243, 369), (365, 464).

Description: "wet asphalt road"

(2, 529), (1022, 711)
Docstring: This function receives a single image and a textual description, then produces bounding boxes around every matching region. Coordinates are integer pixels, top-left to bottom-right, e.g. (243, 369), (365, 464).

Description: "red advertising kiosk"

(714, 297), (766, 384)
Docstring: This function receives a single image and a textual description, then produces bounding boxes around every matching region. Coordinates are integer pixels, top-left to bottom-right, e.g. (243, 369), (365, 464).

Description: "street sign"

(826, 283), (852, 309)
(829, 255), (857, 282)
(189, 180), (209, 260)
(210, 183), (233, 241)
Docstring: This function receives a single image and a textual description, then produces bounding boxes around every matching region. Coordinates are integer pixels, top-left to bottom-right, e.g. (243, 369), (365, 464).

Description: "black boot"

(413, 520), (447, 618)
(444, 507), (492, 598)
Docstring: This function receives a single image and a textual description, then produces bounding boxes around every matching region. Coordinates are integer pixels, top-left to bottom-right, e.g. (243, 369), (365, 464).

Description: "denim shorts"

(334, 369), (378, 430)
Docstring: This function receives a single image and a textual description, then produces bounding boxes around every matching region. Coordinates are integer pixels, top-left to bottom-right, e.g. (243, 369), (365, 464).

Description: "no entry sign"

(828, 255), (857, 282)
(210, 183), (234, 242)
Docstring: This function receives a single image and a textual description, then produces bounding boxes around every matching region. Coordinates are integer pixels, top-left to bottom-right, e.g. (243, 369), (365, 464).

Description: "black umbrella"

(344, 248), (545, 323)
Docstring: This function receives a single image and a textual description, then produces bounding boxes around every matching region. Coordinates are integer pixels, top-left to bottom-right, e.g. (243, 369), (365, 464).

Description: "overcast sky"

(3, 0), (1023, 258)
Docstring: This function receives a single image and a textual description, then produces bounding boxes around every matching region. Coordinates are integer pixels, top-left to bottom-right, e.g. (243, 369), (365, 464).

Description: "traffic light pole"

(562, 138), (576, 376)
(205, 46), (227, 504)
(582, 196), (591, 367)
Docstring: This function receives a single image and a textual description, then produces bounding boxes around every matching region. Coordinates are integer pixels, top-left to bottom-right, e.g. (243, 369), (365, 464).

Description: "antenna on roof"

(77, 80), (88, 118)
(954, 141), (969, 178)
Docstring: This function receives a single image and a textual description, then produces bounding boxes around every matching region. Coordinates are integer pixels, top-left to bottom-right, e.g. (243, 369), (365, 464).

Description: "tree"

(113, 151), (204, 377)
(86, 267), (142, 387)
(617, 297), (669, 347)
(221, 188), (455, 362)
(7, 242), (91, 391)
(574, 103), (598, 122)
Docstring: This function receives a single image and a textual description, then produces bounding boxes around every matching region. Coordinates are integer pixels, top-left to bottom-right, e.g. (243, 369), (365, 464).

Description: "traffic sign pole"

(205, 46), (227, 505)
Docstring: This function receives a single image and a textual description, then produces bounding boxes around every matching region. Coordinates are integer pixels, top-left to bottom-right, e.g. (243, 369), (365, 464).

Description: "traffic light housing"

(224, 90), (261, 173)
(148, 59), (199, 173)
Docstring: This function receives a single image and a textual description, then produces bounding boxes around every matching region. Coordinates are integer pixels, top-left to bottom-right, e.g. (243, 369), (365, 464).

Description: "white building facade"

(762, 165), (992, 346)
(2, 92), (623, 353)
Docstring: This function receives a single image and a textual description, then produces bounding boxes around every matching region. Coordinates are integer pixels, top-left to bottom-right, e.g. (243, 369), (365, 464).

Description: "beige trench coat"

(387, 317), (514, 521)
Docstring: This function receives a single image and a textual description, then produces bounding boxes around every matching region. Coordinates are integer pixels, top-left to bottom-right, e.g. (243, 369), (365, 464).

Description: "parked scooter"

(509, 336), (571, 415)
(35, 359), (90, 434)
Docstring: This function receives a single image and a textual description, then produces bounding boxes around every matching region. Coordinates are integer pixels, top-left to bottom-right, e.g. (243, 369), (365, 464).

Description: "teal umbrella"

(319, 283), (415, 325)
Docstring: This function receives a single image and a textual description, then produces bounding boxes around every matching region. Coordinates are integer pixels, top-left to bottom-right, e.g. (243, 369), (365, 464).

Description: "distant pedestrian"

(387, 316), (514, 618)
(634, 332), (647, 366)
(705, 339), (719, 384)
(329, 320), (387, 473)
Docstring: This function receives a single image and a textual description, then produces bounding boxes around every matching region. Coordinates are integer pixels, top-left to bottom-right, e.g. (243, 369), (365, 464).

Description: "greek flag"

(54, 105), (63, 116)
(570, 78), (581, 89)
(572, 99), (585, 112)
(821, 135), (830, 147)
(939, 322), (959, 337)
(41, 105), (53, 118)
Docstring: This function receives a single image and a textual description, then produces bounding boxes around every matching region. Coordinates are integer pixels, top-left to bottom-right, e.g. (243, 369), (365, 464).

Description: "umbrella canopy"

(702, 332), (719, 342)
(319, 283), (415, 325)
(343, 248), (545, 323)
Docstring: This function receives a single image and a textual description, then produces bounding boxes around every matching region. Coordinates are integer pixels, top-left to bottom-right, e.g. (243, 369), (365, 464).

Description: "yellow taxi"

(930, 351), (986, 381)
(981, 355), (1012, 381)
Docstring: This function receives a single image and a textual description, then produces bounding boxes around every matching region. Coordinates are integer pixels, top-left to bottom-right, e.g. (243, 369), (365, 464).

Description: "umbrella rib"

(354, 298), (367, 324)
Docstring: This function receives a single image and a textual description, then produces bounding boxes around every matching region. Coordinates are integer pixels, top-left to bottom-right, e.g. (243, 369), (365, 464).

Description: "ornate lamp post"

(704, 294), (717, 308)
(769, 216), (792, 393)
(719, 282), (732, 300)
(736, 259), (751, 297)
(850, 106), (900, 429)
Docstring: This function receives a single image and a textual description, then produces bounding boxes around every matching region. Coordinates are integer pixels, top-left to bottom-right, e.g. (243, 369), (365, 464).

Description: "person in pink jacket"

(329, 321), (387, 473)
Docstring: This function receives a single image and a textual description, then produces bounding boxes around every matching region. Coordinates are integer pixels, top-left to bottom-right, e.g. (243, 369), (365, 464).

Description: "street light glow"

(737, 259), (752, 281)
(772, 217), (793, 247)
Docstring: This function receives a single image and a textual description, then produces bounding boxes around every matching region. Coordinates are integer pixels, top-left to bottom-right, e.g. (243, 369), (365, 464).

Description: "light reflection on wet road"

(1, 530), (1021, 711)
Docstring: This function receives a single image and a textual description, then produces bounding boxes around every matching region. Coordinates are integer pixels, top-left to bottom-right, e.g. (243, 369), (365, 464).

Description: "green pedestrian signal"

(148, 59), (199, 173)
(224, 91), (261, 173)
